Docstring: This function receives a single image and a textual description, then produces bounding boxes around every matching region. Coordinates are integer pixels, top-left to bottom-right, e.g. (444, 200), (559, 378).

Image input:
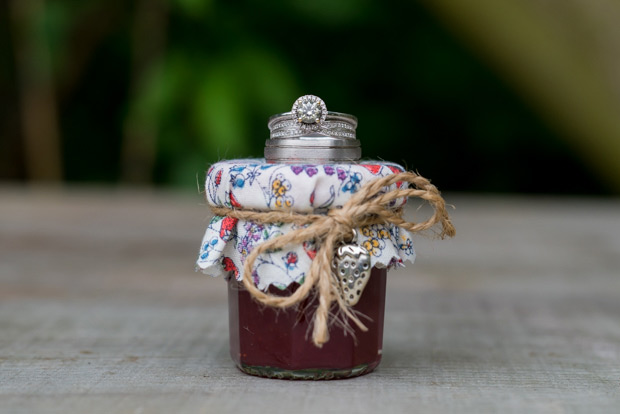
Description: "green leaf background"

(2, 0), (619, 194)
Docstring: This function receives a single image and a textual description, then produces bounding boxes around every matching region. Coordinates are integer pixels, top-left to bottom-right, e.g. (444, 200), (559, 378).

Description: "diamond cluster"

(291, 95), (327, 132)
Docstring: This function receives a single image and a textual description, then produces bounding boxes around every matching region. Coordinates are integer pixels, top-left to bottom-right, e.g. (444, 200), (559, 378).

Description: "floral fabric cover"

(196, 159), (416, 290)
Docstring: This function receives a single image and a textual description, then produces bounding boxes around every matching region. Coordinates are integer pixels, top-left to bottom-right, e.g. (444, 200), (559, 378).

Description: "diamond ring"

(268, 95), (358, 140)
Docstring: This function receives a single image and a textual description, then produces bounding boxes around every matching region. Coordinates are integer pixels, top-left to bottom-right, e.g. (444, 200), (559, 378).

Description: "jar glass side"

(227, 268), (387, 380)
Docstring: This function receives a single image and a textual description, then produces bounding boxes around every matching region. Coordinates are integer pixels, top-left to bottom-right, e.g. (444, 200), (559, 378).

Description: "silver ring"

(268, 95), (357, 140)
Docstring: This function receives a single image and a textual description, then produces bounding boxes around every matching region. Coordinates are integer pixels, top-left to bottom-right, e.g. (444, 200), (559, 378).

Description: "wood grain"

(1, 187), (619, 413)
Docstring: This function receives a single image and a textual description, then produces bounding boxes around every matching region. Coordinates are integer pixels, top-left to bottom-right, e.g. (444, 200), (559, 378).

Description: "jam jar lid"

(196, 159), (416, 290)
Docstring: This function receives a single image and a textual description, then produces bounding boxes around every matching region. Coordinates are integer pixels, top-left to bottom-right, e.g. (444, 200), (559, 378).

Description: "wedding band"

(268, 95), (358, 140)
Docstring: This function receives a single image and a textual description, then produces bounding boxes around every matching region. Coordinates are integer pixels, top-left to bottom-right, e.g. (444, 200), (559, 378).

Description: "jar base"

(236, 360), (380, 380)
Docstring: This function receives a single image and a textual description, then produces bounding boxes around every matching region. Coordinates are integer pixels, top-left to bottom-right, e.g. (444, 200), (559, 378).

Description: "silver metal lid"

(265, 95), (361, 163)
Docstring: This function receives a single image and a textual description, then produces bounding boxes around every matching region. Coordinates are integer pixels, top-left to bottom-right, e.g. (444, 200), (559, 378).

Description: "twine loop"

(210, 171), (455, 347)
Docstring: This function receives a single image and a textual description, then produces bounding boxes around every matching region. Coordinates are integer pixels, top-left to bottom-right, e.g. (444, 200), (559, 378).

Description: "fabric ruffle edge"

(195, 216), (416, 291)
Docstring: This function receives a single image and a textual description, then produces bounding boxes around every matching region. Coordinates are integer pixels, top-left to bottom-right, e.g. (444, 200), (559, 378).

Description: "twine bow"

(210, 171), (455, 347)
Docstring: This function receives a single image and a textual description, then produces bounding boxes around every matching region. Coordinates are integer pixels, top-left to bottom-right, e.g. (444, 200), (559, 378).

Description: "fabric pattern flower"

(363, 238), (383, 256)
(271, 174), (293, 208)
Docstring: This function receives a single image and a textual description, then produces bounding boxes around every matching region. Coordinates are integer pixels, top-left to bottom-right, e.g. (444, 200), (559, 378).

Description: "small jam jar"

(197, 95), (417, 379)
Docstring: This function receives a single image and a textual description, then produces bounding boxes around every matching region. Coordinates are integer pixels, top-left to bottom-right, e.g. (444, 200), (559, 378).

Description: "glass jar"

(196, 95), (424, 380)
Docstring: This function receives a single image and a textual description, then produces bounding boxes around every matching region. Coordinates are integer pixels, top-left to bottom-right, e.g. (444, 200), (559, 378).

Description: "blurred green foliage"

(0, 0), (613, 194)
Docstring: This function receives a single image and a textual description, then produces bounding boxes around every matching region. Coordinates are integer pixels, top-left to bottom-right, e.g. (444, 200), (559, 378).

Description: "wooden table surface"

(1, 186), (619, 413)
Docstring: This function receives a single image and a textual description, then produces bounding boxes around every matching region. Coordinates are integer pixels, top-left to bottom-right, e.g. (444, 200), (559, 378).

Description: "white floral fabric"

(196, 159), (416, 290)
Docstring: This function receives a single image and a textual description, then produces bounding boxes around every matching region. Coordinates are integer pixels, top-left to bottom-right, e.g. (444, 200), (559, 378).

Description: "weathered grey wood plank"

(1, 187), (619, 413)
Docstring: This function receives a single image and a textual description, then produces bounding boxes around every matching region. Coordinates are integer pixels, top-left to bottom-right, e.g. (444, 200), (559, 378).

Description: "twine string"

(210, 171), (455, 347)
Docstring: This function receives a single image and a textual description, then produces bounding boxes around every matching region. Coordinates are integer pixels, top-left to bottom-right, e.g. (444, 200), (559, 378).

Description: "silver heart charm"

(333, 243), (372, 306)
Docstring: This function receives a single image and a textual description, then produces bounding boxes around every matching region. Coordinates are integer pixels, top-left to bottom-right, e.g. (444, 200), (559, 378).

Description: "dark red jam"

(227, 268), (387, 379)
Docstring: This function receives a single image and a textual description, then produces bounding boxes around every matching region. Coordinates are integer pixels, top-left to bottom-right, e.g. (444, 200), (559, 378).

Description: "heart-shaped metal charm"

(333, 243), (372, 306)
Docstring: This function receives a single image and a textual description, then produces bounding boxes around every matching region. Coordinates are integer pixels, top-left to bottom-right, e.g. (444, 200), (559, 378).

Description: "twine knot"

(327, 208), (356, 238)
(210, 171), (454, 347)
